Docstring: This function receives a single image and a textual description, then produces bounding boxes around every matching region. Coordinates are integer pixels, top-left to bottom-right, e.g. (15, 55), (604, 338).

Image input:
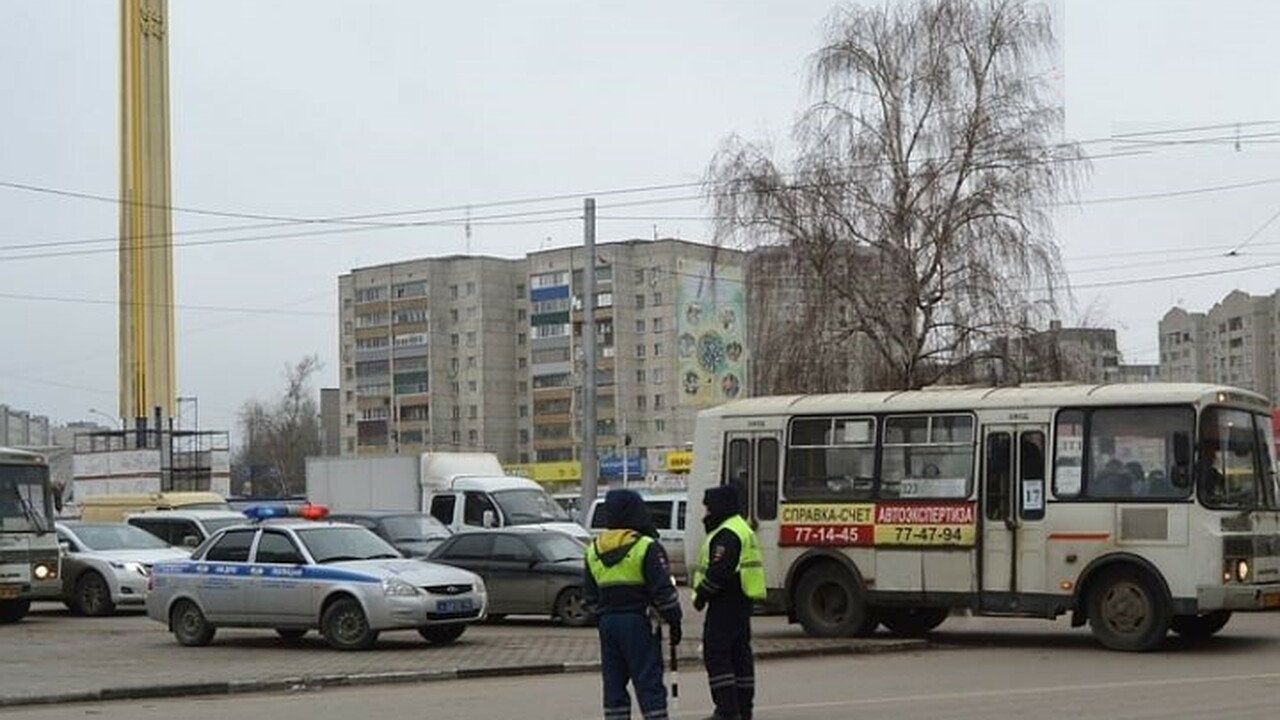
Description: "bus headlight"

(32, 563), (56, 580)
(1236, 559), (1251, 583)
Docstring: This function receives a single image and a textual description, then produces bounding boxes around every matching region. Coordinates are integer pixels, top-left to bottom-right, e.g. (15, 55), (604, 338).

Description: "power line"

(0, 290), (334, 316)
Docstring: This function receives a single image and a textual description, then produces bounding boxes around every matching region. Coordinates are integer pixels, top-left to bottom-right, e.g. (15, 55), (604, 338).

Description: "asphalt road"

(6, 612), (1280, 719)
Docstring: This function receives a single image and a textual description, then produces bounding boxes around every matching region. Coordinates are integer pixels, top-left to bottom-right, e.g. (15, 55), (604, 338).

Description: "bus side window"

(758, 438), (779, 521)
(1020, 430), (1046, 521)
(985, 432), (1012, 522)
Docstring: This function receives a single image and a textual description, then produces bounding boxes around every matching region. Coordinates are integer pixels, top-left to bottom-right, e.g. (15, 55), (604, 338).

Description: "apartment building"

(1158, 290), (1276, 401)
(521, 239), (747, 482)
(336, 240), (746, 481)
(337, 256), (524, 459)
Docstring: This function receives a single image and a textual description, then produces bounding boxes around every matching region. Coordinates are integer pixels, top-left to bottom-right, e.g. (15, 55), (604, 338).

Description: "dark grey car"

(428, 528), (592, 626)
(327, 511), (452, 558)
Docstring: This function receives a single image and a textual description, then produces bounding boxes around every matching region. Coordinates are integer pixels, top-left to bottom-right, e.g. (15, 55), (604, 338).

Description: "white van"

(426, 475), (590, 541)
(585, 492), (688, 579)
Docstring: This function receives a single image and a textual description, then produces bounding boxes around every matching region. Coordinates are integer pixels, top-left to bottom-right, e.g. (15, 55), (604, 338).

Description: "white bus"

(684, 383), (1280, 651)
(0, 447), (60, 623)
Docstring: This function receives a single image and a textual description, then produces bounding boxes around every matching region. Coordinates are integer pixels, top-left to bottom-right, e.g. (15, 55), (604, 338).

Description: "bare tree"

(233, 356), (323, 496)
(709, 0), (1084, 390)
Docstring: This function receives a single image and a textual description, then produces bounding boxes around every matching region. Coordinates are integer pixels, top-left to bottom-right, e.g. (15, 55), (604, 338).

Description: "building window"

(635, 294), (646, 309)
(518, 333), (527, 345)
(653, 292), (662, 306)
(451, 430), (461, 444)
(636, 396), (647, 411)
(518, 405), (529, 418)
(451, 406), (461, 419)
(655, 419), (665, 432)
(450, 333), (459, 347)
(450, 381), (460, 394)
(516, 283), (526, 297)
(634, 269), (645, 283)
(469, 406), (478, 419)
(653, 343), (662, 357)
(636, 370), (646, 383)
(652, 318), (664, 332)
(519, 430), (530, 444)
(345, 413), (354, 426)
(449, 357), (459, 372)
(467, 331), (477, 347)
(467, 356), (477, 369)
(518, 357), (528, 368)
(654, 394), (664, 410)
(636, 344), (646, 358)
(518, 381), (529, 393)
(466, 281), (476, 296)
(450, 285), (459, 299)
(518, 309), (527, 321)
(468, 430), (478, 444)
(450, 309), (459, 323)
(635, 319), (645, 333)
(653, 368), (664, 384)
(468, 380), (478, 392)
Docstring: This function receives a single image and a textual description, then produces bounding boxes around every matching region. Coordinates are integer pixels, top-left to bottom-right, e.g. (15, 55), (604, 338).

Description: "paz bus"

(684, 382), (1280, 651)
(0, 447), (60, 623)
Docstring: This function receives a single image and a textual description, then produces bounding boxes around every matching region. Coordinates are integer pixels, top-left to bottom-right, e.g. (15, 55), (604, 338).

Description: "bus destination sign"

(779, 502), (976, 547)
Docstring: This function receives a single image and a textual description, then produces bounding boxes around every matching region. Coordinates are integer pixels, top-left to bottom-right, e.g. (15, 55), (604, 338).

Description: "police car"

(145, 505), (487, 650)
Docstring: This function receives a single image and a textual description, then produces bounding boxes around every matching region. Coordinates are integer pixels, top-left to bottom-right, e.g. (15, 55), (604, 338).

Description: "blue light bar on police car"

(242, 504), (330, 521)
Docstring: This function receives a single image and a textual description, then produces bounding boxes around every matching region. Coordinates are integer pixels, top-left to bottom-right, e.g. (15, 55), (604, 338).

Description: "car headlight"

(32, 563), (56, 580)
(1236, 559), (1251, 583)
(382, 577), (420, 597)
(110, 561), (147, 576)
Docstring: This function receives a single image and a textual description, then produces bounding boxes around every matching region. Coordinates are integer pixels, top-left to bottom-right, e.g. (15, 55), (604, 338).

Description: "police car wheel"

(418, 623), (466, 645)
(321, 597), (378, 650)
(170, 600), (215, 646)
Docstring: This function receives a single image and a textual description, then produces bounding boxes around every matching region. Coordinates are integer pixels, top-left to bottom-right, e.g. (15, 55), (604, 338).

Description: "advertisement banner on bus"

(779, 501), (976, 547)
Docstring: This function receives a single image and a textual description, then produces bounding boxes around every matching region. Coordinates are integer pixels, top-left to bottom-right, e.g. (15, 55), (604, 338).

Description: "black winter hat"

(602, 489), (657, 536)
(703, 485), (741, 518)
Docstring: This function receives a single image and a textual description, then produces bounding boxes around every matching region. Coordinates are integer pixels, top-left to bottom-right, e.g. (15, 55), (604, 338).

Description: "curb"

(0, 639), (928, 709)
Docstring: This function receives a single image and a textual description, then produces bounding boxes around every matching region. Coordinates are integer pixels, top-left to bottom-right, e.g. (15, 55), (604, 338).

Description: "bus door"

(980, 424), (1049, 610)
(724, 431), (783, 586)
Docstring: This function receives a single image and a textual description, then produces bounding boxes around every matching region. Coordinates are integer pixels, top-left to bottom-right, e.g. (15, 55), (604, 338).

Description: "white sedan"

(56, 521), (191, 616)
(146, 517), (488, 650)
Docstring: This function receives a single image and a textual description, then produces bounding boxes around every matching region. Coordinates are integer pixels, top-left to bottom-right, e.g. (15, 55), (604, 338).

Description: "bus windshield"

(1198, 407), (1280, 510)
(0, 464), (53, 533)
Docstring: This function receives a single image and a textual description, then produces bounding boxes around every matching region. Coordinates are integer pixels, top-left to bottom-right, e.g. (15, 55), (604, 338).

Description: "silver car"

(145, 519), (487, 650)
(56, 522), (191, 616)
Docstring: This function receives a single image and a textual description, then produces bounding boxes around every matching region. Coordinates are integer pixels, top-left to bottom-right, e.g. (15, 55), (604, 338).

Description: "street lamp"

(87, 408), (123, 429)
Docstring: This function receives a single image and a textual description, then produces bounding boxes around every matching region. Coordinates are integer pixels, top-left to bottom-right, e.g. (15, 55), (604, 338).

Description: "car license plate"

(0, 586), (20, 599)
(436, 598), (473, 614)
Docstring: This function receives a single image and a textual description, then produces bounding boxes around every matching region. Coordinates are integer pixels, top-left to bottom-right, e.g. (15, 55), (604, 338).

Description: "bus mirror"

(1173, 432), (1191, 467)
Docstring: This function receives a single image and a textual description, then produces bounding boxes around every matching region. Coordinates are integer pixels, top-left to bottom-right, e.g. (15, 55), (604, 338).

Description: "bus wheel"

(1087, 568), (1168, 652)
(0, 599), (31, 624)
(1170, 611), (1231, 641)
(795, 564), (869, 638)
(879, 607), (949, 637)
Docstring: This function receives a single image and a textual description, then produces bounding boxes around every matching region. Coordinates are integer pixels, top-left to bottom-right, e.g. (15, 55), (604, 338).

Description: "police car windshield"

(295, 526), (403, 563)
(492, 489), (571, 524)
(380, 514), (450, 542)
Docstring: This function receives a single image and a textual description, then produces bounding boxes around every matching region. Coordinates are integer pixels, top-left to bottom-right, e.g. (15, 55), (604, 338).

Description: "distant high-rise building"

(1158, 290), (1277, 402)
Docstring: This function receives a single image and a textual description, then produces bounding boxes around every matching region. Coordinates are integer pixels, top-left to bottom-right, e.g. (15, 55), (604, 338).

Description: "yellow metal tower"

(119, 0), (176, 428)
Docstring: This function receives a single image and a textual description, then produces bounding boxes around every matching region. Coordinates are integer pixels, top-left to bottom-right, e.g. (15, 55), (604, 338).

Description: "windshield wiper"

(14, 492), (47, 532)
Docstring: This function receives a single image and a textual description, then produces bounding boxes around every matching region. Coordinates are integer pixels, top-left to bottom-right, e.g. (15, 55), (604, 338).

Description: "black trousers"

(702, 602), (754, 719)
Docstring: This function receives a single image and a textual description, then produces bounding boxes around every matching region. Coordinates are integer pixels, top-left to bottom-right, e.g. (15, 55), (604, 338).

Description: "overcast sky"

(2, 1), (1279, 438)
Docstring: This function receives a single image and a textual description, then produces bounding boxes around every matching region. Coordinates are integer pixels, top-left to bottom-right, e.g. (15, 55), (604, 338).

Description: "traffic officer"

(585, 489), (683, 720)
(691, 485), (766, 720)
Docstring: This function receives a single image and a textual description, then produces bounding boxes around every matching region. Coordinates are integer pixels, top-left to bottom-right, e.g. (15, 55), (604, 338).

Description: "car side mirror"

(182, 535), (200, 549)
(58, 540), (71, 553)
(482, 510), (496, 528)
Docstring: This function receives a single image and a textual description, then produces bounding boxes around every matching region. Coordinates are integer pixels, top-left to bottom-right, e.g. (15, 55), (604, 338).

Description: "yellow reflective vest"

(586, 533), (654, 587)
(693, 515), (766, 602)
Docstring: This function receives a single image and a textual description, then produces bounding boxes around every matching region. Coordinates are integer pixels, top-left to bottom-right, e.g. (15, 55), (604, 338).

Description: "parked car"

(146, 515), (487, 650)
(125, 509), (248, 548)
(428, 527), (592, 626)
(326, 511), (452, 558)
(585, 492), (688, 579)
(76, 491), (230, 522)
(55, 521), (190, 616)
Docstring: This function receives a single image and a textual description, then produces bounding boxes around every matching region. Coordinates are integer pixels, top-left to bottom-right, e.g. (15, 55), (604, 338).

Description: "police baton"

(668, 630), (679, 708)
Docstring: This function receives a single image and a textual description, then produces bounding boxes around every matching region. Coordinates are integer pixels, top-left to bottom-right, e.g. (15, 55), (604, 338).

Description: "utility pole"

(579, 198), (598, 519)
